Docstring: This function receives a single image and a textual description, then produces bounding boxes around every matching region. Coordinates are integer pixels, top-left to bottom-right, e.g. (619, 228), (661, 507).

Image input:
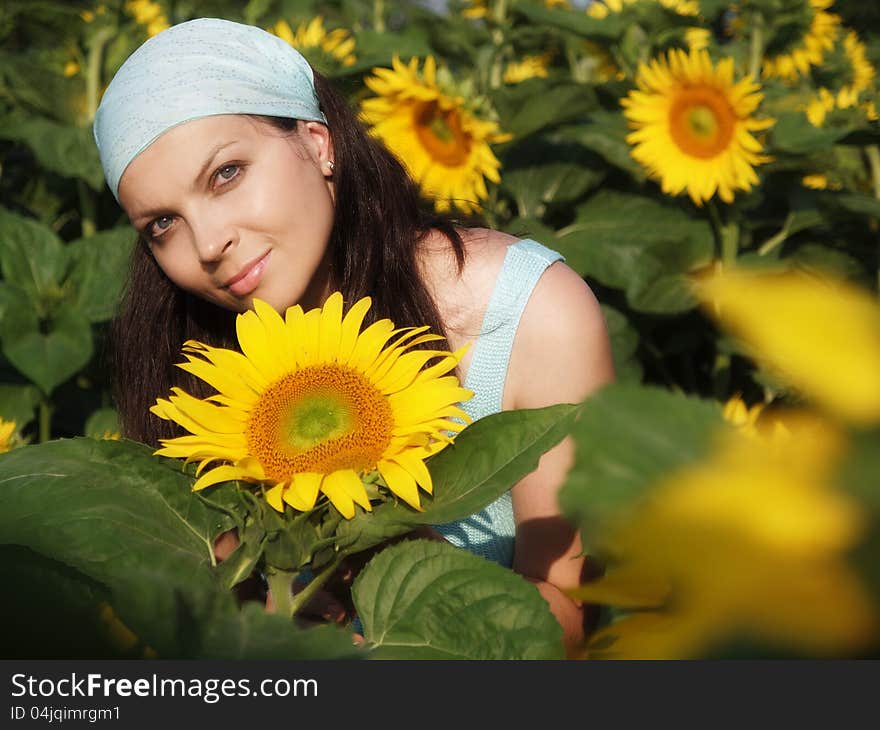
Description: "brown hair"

(110, 70), (476, 446)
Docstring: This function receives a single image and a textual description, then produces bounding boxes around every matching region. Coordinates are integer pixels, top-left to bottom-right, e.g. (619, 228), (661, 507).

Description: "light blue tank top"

(432, 238), (564, 567)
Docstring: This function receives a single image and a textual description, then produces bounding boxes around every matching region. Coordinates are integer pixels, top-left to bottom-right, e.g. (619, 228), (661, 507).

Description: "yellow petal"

(378, 459), (422, 510)
(693, 268), (880, 424)
(285, 472), (322, 511)
(192, 464), (250, 491)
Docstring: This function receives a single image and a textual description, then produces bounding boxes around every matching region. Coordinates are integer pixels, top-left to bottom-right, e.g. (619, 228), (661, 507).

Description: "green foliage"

(1, 0), (879, 660)
(353, 539), (564, 659)
(560, 382), (726, 545)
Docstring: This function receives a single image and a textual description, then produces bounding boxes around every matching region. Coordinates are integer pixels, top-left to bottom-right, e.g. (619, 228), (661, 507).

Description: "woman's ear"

(301, 121), (335, 174)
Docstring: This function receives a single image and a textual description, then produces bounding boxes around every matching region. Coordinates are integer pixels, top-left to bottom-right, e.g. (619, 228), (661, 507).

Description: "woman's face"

(117, 114), (336, 314)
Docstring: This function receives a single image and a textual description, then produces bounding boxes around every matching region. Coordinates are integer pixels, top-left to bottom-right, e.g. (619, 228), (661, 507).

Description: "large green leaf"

(335, 403), (583, 554)
(198, 603), (361, 659)
(0, 113), (105, 190)
(0, 545), (120, 659)
(65, 227), (137, 322)
(500, 136), (605, 218)
(0, 207), (67, 308)
(626, 235), (714, 313)
(555, 191), (713, 312)
(0, 285), (93, 395)
(559, 383), (725, 543)
(353, 539), (564, 659)
(0, 438), (233, 656)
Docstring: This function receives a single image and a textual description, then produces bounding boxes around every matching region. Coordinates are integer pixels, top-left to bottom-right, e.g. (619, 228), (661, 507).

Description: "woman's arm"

(506, 261), (616, 657)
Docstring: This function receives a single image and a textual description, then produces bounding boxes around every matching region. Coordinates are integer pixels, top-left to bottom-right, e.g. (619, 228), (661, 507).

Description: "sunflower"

(361, 55), (512, 214)
(621, 48), (775, 205)
(587, 0), (700, 20)
(762, 0), (840, 82)
(834, 30), (876, 109)
(503, 53), (552, 85)
(0, 418), (16, 454)
(151, 294), (472, 519)
(125, 0), (169, 38)
(463, 0), (569, 18)
(270, 16), (356, 69)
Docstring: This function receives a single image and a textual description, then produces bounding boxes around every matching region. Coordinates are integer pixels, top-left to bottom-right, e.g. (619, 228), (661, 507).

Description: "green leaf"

(601, 305), (643, 384)
(0, 285), (93, 395)
(514, 3), (628, 39)
(0, 438), (235, 657)
(65, 227), (137, 322)
(491, 81), (600, 139)
(768, 112), (853, 154)
(198, 603), (361, 660)
(0, 112), (105, 190)
(0, 383), (40, 429)
(0, 207), (67, 307)
(335, 403), (583, 554)
(626, 236), (714, 314)
(817, 192), (880, 219)
(500, 136), (605, 218)
(353, 539), (564, 659)
(559, 383), (725, 543)
(556, 112), (646, 180)
(555, 190), (713, 312)
(0, 545), (119, 659)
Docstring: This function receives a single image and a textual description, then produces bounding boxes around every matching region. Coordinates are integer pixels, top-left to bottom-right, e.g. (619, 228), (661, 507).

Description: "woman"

(94, 18), (615, 656)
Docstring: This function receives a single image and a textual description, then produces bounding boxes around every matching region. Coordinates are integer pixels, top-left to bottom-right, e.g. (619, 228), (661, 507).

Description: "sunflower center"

(283, 393), (354, 449)
(414, 101), (471, 167)
(669, 87), (735, 159)
(247, 364), (394, 481)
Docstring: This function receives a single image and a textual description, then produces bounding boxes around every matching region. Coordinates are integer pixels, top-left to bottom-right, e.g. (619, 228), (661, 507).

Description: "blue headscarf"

(93, 17), (326, 200)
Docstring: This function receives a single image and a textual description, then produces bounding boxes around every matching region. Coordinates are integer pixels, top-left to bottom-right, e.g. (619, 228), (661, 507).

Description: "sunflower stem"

(38, 398), (52, 443)
(265, 567), (300, 620)
(488, 0), (509, 89)
(758, 210), (795, 256)
(287, 553), (344, 619)
(373, 0), (386, 33)
(77, 180), (96, 238)
(708, 201), (739, 264)
(85, 25), (113, 122)
(748, 12), (765, 82)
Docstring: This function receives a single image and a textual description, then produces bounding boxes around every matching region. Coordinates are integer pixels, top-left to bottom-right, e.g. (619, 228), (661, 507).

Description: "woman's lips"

(226, 251), (271, 296)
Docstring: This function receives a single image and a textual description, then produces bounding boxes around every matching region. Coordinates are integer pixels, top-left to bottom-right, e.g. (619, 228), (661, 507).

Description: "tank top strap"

(462, 238), (565, 421)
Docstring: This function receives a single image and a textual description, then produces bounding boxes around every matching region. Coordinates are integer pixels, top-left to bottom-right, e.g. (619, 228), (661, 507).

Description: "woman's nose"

(192, 220), (237, 263)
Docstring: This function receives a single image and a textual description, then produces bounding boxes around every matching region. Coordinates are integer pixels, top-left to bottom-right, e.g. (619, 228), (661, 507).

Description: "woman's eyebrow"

(192, 140), (238, 189)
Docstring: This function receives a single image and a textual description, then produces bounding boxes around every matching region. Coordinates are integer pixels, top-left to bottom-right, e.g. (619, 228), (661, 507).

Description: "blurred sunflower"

(152, 294), (472, 519)
(0, 418), (17, 454)
(762, 0), (840, 82)
(361, 55), (512, 213)
(722, 394), (766, 438)
(622, 48), (774, 205)
(503, 53), (552, 84)
(837, 31), (876, 106)
(125, 0), (169, 38)
(463, 0), (569, 18)
(270, 16), (356, 70)
(588, 0), (699, 19)
(801, 172), (842, 190)
(575, 416), (874, 659)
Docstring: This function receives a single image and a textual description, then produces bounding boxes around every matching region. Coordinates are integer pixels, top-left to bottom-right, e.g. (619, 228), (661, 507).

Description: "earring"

(325, 159), (335, 174)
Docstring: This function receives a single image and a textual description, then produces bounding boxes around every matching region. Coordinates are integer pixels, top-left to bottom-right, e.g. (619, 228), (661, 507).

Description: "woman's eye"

(216, 164), (240, 183)
(148, 215), (174, 238)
